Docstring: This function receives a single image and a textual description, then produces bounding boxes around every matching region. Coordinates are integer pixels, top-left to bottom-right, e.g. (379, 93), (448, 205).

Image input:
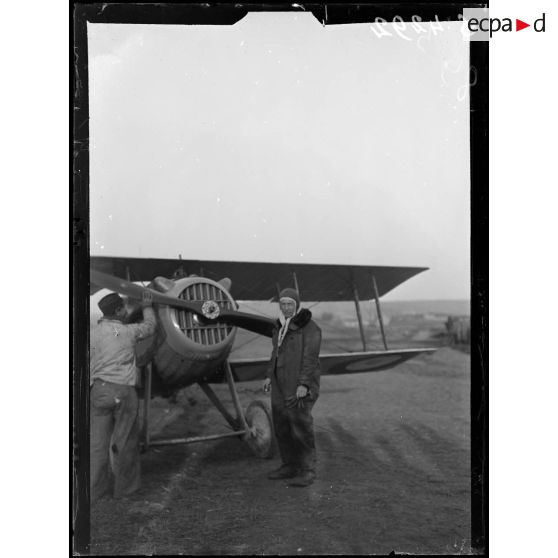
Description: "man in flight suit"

(90, 290), (156, 502)
(263, 288), (322, 487)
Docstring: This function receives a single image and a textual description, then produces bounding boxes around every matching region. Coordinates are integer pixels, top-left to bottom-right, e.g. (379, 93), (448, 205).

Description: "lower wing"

(227, 348), (437, 383)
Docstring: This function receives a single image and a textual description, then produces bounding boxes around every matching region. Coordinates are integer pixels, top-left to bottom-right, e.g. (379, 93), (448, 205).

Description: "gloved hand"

(285, 396), (303, 409)
(285, 386), (310, 409)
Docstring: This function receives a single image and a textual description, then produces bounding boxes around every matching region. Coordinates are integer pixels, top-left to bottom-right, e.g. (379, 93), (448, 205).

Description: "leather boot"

(289, 470), (315, 487)
(267, 465), (298, 480)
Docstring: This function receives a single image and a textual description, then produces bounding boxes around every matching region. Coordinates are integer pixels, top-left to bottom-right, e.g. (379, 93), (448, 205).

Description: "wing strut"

(352, 281), (368, 351)
(292, 272), (300, 294)
(372, 274), (389, 350)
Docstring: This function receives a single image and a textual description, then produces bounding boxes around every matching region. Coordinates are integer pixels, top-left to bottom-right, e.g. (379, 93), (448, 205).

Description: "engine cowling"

(136, 275), (237, 388)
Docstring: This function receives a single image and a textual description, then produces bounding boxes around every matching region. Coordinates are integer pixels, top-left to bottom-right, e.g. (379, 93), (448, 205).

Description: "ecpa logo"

(463, 8), (546, 40)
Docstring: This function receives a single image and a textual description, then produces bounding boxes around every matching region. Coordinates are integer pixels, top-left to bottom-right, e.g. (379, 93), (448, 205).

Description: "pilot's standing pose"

(263, 288), (322, 487)
(89, 290), (156, 503)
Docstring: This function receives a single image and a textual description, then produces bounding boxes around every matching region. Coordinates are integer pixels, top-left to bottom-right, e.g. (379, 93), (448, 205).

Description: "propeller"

(90, 269), (275, 337)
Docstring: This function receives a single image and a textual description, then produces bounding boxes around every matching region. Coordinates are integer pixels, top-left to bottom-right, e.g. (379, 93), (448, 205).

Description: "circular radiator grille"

(172, 282), (235, 345)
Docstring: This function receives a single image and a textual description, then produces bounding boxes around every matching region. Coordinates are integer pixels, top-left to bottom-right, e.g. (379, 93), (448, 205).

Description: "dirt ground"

(90, 347), (474, 555)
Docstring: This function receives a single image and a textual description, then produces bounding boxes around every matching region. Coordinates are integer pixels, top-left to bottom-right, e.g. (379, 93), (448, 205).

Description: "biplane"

(90, 256), (436, 458)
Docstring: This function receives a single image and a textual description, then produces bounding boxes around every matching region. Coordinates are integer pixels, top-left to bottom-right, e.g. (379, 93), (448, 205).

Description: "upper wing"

(90, 255), (428, 301)
(226, 348), (437, 383)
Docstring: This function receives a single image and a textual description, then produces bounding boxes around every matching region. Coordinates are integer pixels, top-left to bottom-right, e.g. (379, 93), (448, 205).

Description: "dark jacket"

(266, 309), (322, 402)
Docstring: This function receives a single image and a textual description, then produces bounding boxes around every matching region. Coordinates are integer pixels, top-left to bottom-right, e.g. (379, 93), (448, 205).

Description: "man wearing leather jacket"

(263, 288), (322, 487)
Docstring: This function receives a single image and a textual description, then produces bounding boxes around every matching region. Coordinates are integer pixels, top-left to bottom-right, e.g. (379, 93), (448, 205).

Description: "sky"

(88, 13), (470, 301)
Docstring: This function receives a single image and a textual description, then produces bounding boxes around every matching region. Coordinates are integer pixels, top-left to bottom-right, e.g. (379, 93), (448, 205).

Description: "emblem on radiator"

(201, 300), (220, 319)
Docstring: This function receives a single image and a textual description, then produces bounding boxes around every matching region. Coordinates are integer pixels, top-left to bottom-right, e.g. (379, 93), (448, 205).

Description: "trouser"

(271, 396), (317, 474)
(90, 380), (140, 502)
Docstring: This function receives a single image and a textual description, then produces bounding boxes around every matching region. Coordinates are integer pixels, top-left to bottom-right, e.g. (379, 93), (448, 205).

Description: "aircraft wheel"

(244, 400), (275, 459)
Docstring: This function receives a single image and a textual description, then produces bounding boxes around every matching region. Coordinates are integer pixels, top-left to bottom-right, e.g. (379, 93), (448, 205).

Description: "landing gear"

(243, 400), (275, 459)
(224, 361), (275, 459)
(142, 360), (275, 458)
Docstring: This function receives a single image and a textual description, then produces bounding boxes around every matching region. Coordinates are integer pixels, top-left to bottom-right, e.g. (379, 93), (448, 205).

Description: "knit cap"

(279, 287), (300, 310)
(98, 292), (124, 316)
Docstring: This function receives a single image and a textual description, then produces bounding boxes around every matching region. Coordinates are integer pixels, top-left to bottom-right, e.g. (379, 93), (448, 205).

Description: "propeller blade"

(90, 269), (276, 337)
(215, 309), (275, 337)
(90, 269), (205, 314)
